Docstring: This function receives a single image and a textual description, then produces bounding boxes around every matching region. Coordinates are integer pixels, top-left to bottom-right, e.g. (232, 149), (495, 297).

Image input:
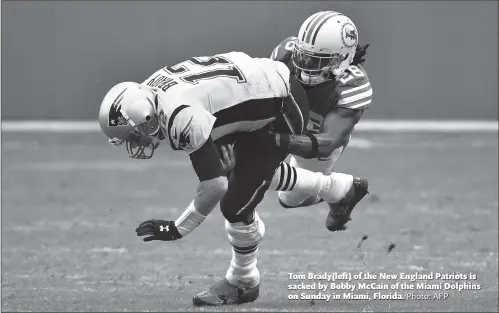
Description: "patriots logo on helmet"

(108, 89), (129, 127)
(342, 24), (357, 47)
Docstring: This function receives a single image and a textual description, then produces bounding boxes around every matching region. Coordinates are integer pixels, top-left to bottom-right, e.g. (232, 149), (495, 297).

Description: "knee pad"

(225, 212), (265, 249)
(278, 191), (321, 208)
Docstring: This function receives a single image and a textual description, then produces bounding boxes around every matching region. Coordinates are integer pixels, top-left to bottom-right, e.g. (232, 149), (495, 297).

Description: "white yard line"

(1, 120), (497, 132)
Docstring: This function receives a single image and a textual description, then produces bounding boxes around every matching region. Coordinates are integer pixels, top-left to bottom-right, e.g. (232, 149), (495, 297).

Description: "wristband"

(304, 133), (319, 159)
(174, 201), (207, 237)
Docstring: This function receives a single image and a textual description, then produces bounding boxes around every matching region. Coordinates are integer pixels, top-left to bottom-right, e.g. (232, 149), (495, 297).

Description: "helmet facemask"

(292, 46), (353, 85)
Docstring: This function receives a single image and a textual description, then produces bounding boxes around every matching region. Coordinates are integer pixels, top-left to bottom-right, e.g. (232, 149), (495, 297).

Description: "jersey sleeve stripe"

(340, 82), (371, 95)
(346, 99), (371, 110)
(338, 88), (373, 105)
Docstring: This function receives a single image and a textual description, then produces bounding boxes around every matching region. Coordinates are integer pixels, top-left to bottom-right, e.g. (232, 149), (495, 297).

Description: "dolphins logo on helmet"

(342, 24), (358, 47)
(292, 11), (359, 85)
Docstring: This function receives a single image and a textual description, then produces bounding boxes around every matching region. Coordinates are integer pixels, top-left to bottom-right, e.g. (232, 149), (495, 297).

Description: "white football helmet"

(292, 11), (359, 85)
(98, 82), (165, 159)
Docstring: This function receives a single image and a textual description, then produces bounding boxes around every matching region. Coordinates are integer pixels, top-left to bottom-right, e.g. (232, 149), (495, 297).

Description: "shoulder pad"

(334, 65), (373, 111)
(270, 37), (297, 65)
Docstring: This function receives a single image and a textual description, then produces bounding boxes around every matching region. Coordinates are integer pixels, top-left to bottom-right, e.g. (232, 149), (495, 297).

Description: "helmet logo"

(342, 23), (357, 47)
(108, 88), (129, 127)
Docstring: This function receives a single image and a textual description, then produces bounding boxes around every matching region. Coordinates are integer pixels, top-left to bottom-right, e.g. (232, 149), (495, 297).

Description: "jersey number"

(338, 65), (365, 84)
(164, 56), (246, 85)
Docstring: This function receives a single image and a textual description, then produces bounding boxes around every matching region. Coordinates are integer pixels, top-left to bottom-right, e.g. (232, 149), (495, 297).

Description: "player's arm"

(276, 107), (363, 158)
(173, 137), (228, 236)
(136, 109), (227, 242)
(270, 37), (297, 65)
(277, 68), (372, 158)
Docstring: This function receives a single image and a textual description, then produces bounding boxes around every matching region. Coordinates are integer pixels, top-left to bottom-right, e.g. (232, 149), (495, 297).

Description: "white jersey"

(142, 52), (291, 154)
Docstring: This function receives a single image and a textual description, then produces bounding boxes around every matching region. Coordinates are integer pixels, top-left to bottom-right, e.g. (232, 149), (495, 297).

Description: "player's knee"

(225, 212), (265, 248)
(219, 192), (248, 223)
(220, 189), (268, 224)
(220, 205), (240, 224)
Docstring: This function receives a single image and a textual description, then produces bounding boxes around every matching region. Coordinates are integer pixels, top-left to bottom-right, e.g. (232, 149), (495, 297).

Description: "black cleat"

(326, 177), (369, 232)
(192, 278), (259, 306)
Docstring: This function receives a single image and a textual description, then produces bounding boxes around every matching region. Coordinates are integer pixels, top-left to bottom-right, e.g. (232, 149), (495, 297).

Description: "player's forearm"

(174, 176), (228, 237)
(277, 133), (341, 159)
(279, 109), (362, 158)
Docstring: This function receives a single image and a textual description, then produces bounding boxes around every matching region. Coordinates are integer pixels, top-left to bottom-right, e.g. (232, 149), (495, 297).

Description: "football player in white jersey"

(99, 51), (366, 306)
(265, 11), (372, 232)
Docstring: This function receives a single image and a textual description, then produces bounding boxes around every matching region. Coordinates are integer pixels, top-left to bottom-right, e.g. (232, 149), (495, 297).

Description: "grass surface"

(2, 132), (498, 312)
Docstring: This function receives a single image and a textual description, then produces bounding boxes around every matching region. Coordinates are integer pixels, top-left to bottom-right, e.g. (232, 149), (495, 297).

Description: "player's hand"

(220, 144), (235, 174)
(257, 128), (279, 149)
(135, 220), (183, 242)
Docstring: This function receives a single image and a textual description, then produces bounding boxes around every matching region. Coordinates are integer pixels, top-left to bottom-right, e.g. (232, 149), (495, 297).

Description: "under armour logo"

(159, 225), (170, 232)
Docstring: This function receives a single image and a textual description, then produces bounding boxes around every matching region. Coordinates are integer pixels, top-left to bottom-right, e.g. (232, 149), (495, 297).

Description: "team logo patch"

(108, 89), (129, 127)
(178, 117), (193, 150)
(341, 23), (357, 47)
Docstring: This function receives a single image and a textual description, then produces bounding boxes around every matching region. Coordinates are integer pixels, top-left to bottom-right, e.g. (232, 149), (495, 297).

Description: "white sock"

(271, 162), (326, 193)
(225, 212), (265, 289)
(270, 163), (354, 204)
(321, 172), (354, 203)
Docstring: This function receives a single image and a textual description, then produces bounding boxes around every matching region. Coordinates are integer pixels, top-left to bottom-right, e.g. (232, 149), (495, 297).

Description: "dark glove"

(135, 220), (183, 242)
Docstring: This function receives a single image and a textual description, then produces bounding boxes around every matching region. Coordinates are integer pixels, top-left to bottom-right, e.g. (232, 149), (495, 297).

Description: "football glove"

(135, 219), (183, 242)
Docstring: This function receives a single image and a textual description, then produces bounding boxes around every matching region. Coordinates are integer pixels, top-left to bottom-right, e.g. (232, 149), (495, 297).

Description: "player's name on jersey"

(288, 272), (352, 282)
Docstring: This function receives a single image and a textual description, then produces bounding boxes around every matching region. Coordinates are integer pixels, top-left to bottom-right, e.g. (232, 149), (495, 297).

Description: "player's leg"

(310, 134), (369, 231)
(321, 136), (368, 230)
(271, 134), (369, 231)
(269, 135), (354, 207)
(193, 131), (287, 306)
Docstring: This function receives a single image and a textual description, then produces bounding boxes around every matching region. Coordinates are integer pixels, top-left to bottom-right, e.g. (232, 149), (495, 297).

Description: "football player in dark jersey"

(266, 11), (372, 232)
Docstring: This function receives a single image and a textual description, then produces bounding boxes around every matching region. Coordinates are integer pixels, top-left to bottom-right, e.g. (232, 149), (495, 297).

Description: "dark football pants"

(218, 77), (310, 224)
(219, 130), (288, 224)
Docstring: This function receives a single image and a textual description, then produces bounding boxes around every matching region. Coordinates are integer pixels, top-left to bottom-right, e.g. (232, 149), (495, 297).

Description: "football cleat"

(192, 278), (259, 306)
(326, 177), (369, 231)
